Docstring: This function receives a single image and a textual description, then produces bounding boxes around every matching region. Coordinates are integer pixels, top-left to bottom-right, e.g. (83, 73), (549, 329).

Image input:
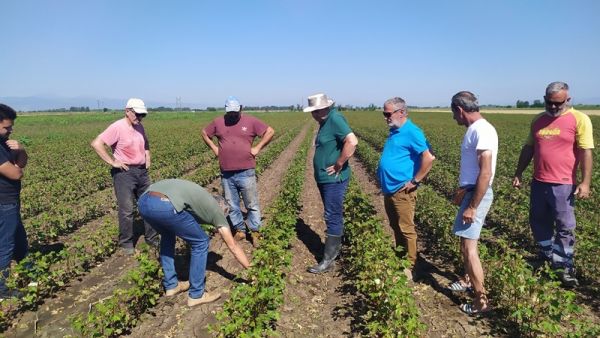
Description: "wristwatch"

(410, 178), (420, 187)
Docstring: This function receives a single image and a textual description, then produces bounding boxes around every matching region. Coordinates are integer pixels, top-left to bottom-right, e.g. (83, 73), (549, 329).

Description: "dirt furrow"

(6, 131), (298, 337)
(276, 130), (355, 337)
(5, 209), (133, 337)
(4, 157), (221, 335)
(129, 123), (311, 337)
(348, 157), (498, 337)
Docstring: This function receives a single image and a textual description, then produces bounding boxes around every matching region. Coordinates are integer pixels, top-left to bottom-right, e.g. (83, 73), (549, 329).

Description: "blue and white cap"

(225, 96), (241, 112)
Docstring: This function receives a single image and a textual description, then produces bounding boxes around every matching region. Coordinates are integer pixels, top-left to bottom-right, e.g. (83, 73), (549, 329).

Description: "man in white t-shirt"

(448, 91), (497, 315)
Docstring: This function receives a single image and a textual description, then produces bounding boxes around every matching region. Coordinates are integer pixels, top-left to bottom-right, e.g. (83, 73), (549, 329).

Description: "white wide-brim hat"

(303, 93), (335, 112)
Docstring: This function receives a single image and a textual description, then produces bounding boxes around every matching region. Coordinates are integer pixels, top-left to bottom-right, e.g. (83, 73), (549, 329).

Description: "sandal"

(448, 280), (472, 292)
(460, 293), (492, 315)
(460, 302), (492, 315)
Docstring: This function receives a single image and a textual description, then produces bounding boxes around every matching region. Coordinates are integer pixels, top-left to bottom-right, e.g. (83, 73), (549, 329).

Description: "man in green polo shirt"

(304, 93), (358, 274)
(137, 179), (250, 307)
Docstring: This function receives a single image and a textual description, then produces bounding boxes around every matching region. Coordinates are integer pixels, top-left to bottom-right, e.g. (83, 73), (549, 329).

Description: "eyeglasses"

(382, 108), (404, 118)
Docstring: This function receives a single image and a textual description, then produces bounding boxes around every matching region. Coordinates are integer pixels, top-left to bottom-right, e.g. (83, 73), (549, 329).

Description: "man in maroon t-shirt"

(201, 96), (274, 246)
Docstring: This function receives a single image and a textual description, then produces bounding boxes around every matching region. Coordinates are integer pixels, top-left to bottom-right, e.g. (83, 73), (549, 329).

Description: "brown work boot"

(165, 281), (190, 297)
(250, 231), (261, 248)
(234, 231), (246, 241)
(187, 291), (221, 307)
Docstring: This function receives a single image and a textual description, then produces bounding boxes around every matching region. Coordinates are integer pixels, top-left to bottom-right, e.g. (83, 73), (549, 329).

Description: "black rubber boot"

(307, 235), (342, 274)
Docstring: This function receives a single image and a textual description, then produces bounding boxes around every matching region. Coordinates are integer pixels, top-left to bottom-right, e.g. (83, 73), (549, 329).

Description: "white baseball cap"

(225, 96), (241, 112)
(125, 98), (148, 114)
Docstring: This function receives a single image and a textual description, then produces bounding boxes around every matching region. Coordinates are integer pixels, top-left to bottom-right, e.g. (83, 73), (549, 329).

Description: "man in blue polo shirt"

(377, 97), (434, 280)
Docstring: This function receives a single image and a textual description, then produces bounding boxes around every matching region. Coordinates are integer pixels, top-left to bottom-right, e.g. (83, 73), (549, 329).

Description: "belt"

(147, 191), (169, 200)
(129, 164), (147, 169)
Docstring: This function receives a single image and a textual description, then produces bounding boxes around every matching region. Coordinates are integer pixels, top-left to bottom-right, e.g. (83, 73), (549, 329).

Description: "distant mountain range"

(0, 96), (204, 111)
(2, 95), (600, 112)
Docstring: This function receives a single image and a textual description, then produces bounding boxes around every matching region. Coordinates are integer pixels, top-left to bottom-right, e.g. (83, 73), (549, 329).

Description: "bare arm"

(91, 136), (129, 170)
(462, 149), (492, 224)
(326, 132), (358, 176)
(575, 148), (593, 198)
(201, 128), (219, 157)
(145, 150), (151, 169)
(0, 161), (24, 180)
(218, 226), (250, 268)
(5, 140), (28, 168)
(250, 126), (275, 156)
(513, 144), (534, 188)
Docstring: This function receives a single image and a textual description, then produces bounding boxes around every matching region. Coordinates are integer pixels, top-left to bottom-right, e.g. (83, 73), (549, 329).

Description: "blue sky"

(1, 0), (599, 109)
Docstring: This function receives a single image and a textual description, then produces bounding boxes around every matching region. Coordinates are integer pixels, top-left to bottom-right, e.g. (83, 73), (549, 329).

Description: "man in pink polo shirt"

(513, 82), (594, 287)
(91, 98), (158, 255)
(201, 96), (274, 247)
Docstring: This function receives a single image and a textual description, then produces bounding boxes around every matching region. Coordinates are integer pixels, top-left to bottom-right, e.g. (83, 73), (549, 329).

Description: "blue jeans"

(137, 193), (210, 299)
(221, 169), (262, 232)
(317, 179), (349, 236)
(0, 203), (28, 295)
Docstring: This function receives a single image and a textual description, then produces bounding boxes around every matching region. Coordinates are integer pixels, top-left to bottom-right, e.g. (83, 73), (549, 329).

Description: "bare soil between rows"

(276, 128), (355, 337)
(8, 126), (516, 337)
(5, 125), (309, 337)
(128, 123), (311, 337)
(348, 157), (501, 337)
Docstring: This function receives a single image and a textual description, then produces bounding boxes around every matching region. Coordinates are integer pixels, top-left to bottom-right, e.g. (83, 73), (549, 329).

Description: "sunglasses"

(128, 109), (146, 118)
(545, 98), (568, 107)
(382, 108), (403, 118)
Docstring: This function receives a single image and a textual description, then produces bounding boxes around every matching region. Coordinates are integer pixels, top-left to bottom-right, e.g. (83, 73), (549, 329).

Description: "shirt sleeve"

(140, 125), (150, 150)
(252, 117), (269, 137)
(202, 207), (229, 228)
(333, 114), (353, 142)
(0, 148), (10, 166)
(475, 124), (497, 151)
(98, 121), (120, 146)
(411, 127), (428, 154)
(573, 110), (595, 149)
(187, 193), (229, 228)
(525, 113), (544, 146)
(204, 120), (217, 138)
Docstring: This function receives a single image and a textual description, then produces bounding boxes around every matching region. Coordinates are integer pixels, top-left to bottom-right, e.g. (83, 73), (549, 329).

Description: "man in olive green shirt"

(304, 93), (358, 274)
(138, 179), (249, 307)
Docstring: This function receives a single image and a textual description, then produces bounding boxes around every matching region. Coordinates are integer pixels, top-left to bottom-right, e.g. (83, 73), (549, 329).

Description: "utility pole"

(175, 97), (182, 111)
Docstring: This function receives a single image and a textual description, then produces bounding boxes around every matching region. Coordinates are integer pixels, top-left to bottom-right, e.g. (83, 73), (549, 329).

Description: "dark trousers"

(111, 166), (158, 248)
(530, 180), (576, 269)
(0, 202), (28, 294)
(317, 178), (350, 237)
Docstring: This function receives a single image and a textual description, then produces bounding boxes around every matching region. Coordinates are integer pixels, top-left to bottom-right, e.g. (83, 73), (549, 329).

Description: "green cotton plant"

(0, 112), (307, 331)
(70, 245), (161, 337)
(352, 137), (600, 337)
(343, 180), (425, 337)
(485, 242), (586, 337)
(416, 181), (595, 336)
(0, 218), (119, 331)
(213, 129), (311, 337)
